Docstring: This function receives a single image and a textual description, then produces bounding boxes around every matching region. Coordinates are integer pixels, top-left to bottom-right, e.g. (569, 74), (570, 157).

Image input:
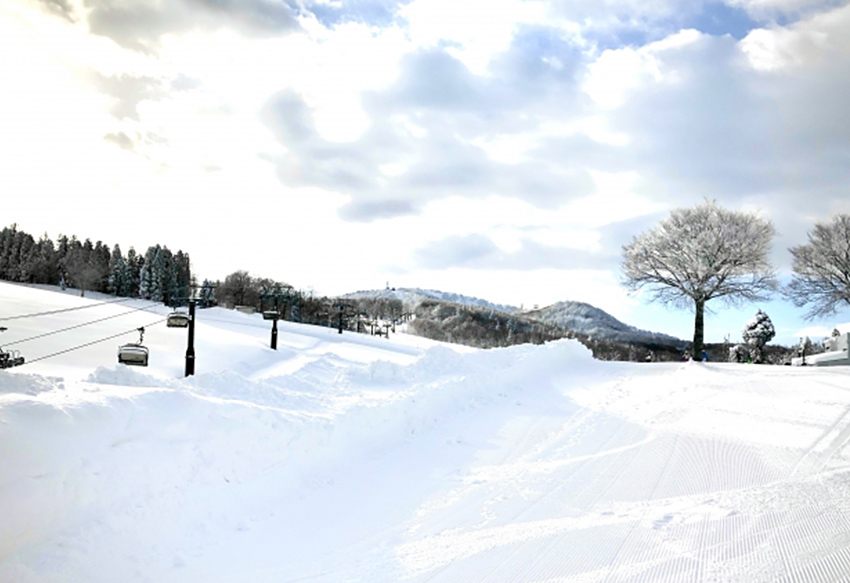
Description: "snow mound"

(0, 337), (591, 578)
(87, 366), (178, 388)
(360, 339), (593, 386)
(0, 370), (64, 395)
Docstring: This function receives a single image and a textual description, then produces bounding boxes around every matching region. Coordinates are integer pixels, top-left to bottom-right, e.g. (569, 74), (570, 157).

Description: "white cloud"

(159, 21), (411, 143)
(472, 117), (630, 167)
(399, 0), (548, 75)
(567, 171), (662, 227)
(582, 29), (701, 108)
(740, 3), (850, 71)
(379, 163), (408, 176)
(471, 134), (538, 164)
(727, 0), (840, 20)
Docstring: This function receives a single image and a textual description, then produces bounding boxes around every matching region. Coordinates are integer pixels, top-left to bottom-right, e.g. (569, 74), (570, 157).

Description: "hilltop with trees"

(0, 224), (191, 303)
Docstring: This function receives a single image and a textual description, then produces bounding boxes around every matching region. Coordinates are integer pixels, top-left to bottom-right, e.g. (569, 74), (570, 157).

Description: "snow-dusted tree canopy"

(742, 309), (776, 348)
(622, 200), (776, 355)
(786, 214), (850, 319)
(622, 201), (777, 308)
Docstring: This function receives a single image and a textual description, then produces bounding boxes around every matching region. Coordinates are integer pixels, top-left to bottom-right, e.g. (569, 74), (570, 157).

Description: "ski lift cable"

(0, 296), (138, 322)
(3, 304), (166, 347)
(19, 318), (168, 366)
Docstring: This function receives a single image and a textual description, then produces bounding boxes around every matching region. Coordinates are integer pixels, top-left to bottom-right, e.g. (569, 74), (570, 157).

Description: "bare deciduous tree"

(786, 214), (850, 319)
(622, 200), (776, 357)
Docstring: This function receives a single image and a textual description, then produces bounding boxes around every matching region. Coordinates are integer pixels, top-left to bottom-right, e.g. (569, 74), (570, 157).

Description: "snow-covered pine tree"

(174, 250), (191, 303)
(107, 244), (125, 296)
(92, 241), (111, 293)
(138, 260), (151, 300)
(799, 336), (812, 357)
(158, 247), (178, 306)
(35, 234), (58, 284)
(729, 344), (746, 363)
(147, 246), (165, 302)
(199, 279), (215, 308)
(742, 309), (776, 363)
(124, 247), (141, 297)
(17, 233), (37, 283)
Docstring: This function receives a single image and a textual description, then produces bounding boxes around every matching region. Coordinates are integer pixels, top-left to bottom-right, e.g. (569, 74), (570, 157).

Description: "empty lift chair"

(167, 310), (191, 328)
(0, 327), (24, 369)
(118, 327), (149, 366)
(0, 347), (24, 369)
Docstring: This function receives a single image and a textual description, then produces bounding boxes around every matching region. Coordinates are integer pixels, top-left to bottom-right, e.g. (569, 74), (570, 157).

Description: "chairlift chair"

(118, 327), (149, 367)
(0, 347), (24, 369)
(117, 344), (149, 366)
(0, 328), (24, 369)
(167, 311), (191, 328)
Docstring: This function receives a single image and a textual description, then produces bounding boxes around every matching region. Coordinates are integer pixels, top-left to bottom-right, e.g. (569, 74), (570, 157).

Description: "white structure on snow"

(792, 331), (850, 366)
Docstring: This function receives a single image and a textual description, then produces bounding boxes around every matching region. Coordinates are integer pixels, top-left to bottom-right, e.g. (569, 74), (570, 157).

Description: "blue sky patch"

(689, 1), (759, 39)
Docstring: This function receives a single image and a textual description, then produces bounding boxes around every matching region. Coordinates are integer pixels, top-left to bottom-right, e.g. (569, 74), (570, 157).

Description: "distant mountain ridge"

(341, 287), (519, 314)
(526, 301), (686, 348)
(340, 287), (685, 349)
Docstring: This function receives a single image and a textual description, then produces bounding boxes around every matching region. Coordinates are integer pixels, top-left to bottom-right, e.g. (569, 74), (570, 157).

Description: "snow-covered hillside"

(4, 281), (850, 582)
(344, 288), (685, 349)
(527, 300), (687, 348)
(341, 287), (519, 313)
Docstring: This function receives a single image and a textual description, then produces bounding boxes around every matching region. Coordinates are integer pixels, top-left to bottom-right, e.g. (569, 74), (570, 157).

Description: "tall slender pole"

(185, 298), (196, 377)
(270, 295), (279, 350)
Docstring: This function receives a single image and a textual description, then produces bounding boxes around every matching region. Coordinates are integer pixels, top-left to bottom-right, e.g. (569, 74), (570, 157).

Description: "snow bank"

(0, 338), (593, 580)
(0, 370), (64, 396)
(10, 282), (850, 583)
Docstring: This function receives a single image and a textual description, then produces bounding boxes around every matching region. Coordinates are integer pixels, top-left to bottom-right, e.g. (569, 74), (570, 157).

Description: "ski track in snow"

(3, 282), (850, 582)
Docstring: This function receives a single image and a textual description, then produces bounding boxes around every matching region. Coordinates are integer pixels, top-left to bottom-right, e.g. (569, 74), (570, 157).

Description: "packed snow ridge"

(4, 281), (850, 582)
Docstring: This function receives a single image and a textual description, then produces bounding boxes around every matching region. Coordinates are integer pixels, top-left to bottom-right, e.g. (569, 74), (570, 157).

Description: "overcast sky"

(3, 0), (850, 345)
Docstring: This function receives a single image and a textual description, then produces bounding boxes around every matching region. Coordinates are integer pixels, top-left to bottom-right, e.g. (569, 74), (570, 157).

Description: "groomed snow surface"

(3, 282), (850, 582)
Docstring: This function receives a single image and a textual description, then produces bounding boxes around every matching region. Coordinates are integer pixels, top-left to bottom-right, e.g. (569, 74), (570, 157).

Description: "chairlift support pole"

(333, 301), (350, 335)
(185, 298), (196, 377)
(271, 295), (279, 350)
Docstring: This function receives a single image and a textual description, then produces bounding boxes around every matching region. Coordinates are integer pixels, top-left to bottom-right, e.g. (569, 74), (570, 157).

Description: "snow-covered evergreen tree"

(139, 246), (163, 300)
(107, 244), (125, 296)
(729, 344), (746, 363)
(742, 309), (776, 363)
(147, 246), (165, 302)
(799, 336), (812, 357)
(199, 279), (215, 308)
(174, 250), (191, 304)
(125, 247), (141, 297)
(138, 260), (152, 300)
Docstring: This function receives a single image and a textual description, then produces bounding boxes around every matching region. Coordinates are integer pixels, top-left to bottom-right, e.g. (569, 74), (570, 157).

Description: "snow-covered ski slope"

(4, 282), (850, 582)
